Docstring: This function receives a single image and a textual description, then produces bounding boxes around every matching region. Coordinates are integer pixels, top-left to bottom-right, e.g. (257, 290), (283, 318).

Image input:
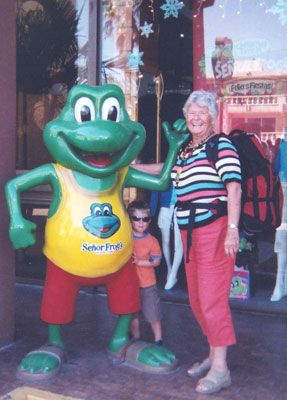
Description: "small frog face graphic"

(82, 203), (120, 239)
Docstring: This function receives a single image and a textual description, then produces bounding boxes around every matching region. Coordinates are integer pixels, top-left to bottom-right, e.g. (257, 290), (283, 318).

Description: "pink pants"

(181, 216), (236, 347)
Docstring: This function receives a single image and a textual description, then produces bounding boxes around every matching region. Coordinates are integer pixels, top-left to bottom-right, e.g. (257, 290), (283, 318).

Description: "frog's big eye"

(74, 97), (95, 122)
(103, 205), (111, 216)
(93, 206), (102, 217)
(102, 97), (120, 122)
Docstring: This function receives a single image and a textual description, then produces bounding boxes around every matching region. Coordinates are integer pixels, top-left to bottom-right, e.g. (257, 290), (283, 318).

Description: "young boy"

(127, 200), (163, 346)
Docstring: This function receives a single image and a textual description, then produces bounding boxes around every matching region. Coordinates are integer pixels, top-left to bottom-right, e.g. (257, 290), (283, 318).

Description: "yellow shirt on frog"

(43, 164), (133, 278)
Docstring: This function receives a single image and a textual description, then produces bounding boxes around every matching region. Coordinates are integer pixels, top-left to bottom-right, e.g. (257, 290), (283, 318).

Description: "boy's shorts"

(135, 284), (161, 324)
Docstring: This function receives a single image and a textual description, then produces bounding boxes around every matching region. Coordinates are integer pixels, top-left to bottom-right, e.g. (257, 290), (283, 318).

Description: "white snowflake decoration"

(267, 0), (287, 25)
(139, 21), (154, 38)
(160, 0), (184, 19)
(126, 50), (144, 70)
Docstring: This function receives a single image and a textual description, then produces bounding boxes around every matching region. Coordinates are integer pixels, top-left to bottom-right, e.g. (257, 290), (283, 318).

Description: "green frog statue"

(5, 84), (188, 381)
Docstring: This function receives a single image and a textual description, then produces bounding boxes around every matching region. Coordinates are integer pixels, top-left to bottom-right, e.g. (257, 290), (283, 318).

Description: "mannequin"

(151, 186), (183, 290)
(271, 129), (287, 302)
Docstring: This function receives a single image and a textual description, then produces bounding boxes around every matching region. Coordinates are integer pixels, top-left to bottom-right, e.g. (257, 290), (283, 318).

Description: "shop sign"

(211, 37), (234, 82)
(226, 80), (274, 96)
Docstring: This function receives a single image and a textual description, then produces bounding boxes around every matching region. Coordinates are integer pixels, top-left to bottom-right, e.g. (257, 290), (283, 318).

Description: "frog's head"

(43, 84), (146, 178)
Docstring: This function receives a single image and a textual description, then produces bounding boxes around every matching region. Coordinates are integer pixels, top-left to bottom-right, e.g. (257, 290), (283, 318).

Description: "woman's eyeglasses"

(131, 216), (151, 222)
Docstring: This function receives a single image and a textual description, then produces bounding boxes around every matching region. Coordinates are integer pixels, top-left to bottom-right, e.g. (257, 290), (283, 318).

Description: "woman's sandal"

(187, 358), (212, 377)
(195, 369), (232, 395)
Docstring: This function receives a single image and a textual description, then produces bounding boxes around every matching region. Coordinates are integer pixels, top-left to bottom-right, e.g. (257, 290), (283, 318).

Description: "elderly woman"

(133, 90), (241, 395)
(172, 90), (241, 394)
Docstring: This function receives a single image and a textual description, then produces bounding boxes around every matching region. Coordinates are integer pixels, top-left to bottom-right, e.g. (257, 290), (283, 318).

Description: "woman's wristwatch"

(228, 223), (238, 229)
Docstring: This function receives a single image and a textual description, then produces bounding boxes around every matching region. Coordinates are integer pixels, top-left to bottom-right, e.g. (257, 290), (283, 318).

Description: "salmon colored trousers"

(181, 216), (236, 347)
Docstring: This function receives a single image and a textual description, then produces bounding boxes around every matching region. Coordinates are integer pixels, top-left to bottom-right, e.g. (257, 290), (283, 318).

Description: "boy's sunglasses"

(131, 216), (151, 222)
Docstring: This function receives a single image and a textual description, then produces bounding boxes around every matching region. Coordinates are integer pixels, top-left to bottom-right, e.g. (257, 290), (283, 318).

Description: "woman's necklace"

(179, 130), (215, 161)
(175, 130), (215, 186)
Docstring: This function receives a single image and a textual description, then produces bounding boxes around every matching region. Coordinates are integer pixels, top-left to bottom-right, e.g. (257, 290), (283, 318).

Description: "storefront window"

(15, 0), (287, 169)
(101, 0), (194, 163)
(101, 0), (287, 165)
(16, 0), (79, 169)
(193, 0), (287, 161)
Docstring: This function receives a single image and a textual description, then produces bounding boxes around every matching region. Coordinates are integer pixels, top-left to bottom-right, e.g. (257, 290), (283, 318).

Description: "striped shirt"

(171, 135), (241, 229)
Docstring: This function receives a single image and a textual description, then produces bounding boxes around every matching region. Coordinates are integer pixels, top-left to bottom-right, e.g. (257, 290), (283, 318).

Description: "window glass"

(16, 0), (79, 169)
(194, 0), (287, 162)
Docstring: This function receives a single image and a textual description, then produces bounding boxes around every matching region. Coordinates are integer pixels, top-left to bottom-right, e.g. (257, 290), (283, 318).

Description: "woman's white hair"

(182, 90), (218, 120)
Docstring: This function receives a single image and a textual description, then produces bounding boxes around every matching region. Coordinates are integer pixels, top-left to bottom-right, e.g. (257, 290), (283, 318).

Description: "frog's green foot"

(16, 343), (66, 381)
(108, 339), (178, 374)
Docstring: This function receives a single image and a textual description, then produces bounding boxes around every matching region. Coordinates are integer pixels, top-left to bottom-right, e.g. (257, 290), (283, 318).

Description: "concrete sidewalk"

(0, 284), (286, 399)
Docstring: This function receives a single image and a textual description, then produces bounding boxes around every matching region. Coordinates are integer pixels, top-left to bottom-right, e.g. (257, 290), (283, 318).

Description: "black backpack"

(205, 129), (283, 235)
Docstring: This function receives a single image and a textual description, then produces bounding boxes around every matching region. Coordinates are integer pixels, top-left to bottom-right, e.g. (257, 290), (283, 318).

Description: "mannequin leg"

(158, 208), (172, 278)
(160, 226), (172, 277)
(271, 251), (287, 301)
(165, 215), (183, 290)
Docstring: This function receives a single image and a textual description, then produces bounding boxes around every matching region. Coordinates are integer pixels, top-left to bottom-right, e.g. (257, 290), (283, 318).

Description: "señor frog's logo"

(81, 241), (123, 254)
(82, 203), (120, 239)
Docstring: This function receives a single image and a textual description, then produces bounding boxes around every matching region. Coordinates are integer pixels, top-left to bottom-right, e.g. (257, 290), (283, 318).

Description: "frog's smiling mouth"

(71, 147), (119, 168)
(54, 127), (144, 174)
(82, 153), (112, 167)
(68, 134), (139, 169)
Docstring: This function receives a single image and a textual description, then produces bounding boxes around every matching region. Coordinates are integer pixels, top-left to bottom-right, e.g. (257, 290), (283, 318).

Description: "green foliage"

(16, 0), (79, 93)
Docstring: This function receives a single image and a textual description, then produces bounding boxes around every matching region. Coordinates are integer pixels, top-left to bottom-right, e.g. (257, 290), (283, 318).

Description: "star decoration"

(126, 50), (144, 70)
(139, 21), (154, 38)
(267, 0), (287, 25)
(160, 0), (184, 19)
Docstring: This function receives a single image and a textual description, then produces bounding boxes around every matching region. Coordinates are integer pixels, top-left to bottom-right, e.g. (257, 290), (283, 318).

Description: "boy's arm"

(133, 255), (161, 267)
(133, 236), (162, 267)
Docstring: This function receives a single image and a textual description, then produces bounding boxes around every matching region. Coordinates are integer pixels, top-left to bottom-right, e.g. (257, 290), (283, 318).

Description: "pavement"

(0, 276), (286, 399)
(1, 233), (286, 399)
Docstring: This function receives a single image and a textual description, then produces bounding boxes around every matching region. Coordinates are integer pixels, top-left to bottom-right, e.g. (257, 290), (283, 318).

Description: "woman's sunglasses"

(131, 216), (151, 222)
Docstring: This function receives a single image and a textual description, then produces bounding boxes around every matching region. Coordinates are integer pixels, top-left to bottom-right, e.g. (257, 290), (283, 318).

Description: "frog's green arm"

(125, 121), (189, 191)
(125, 151), (174, 191)
(5, 164), (61, 249)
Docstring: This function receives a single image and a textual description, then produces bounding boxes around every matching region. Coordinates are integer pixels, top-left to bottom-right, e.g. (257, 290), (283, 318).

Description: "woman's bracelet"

(228, 223), (238, 229)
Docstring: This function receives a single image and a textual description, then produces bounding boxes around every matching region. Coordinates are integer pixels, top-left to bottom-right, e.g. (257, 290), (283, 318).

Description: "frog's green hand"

(172, 118), (188, 133)
(9, 218), (36, 249)
(5, 164), (61, 249)
(127, 121), (189, 191)
(5, 178), (37, 249)
(161, 120), (189, 149)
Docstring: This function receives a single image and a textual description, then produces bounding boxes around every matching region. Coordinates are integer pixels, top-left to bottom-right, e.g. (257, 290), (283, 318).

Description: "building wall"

(0, 0), (16, 347)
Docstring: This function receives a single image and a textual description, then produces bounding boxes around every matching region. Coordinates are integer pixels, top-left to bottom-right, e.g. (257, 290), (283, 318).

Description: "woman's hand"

(224, 227), (239, 257)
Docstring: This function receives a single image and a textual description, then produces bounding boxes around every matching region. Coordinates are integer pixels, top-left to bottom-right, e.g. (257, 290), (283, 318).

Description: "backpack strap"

(205, 132), (226, 169)
(176, 199), (227, 262)
(229, 128), (247, 137)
